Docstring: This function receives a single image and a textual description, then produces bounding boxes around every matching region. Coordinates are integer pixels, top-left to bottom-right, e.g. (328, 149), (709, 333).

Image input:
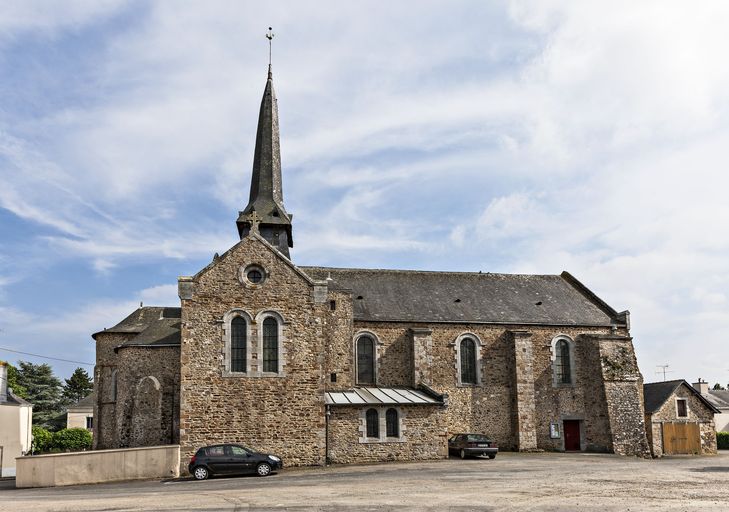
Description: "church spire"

(237, 28), (293, 258)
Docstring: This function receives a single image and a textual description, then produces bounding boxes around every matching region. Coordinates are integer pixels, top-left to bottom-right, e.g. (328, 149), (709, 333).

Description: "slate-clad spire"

(237, 64), (293, 258)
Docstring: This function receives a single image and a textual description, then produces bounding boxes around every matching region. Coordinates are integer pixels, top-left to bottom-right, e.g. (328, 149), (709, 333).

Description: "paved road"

(3, 452), (729, 511)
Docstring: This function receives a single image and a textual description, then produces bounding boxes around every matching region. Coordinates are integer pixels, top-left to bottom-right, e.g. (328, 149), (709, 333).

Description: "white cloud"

(139, 284), (179, 306)
(1, 1), (729, 386)
(0, 0), (124, 41)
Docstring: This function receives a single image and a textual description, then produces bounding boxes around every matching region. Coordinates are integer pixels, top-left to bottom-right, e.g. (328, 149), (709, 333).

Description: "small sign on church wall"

(550, 422), (560, 439)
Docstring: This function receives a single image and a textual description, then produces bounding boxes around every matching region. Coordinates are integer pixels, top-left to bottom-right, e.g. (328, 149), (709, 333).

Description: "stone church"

(92, 64), (650, 467)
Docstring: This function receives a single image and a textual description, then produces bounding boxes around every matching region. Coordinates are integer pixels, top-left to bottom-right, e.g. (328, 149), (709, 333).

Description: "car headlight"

(268, 455), (281, 462)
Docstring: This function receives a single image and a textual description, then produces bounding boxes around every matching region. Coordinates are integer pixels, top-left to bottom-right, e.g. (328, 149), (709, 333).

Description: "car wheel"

(460, 449), (467, 460)
(193, 466), (209, 480)
(256, 462), (272, 477)
(488, 454), (496, 460)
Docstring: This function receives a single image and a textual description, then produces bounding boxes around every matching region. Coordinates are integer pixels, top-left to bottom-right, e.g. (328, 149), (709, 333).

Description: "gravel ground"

(2, 451), (728, 511)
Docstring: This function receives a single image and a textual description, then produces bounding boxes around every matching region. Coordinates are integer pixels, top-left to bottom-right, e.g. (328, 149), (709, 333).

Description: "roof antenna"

(655, 364), (673, 382)
(266, 27), (274, 77)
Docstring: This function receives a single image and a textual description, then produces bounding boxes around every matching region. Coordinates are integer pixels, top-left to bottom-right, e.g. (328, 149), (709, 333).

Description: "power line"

(0, 346), (93, 366)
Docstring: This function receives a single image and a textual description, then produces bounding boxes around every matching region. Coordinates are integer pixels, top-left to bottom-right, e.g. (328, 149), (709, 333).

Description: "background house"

(692, 379), (729, 433)
(644, 380), (718, 457)
(66, 393), (94, 431)
(0, 362), (33, 477)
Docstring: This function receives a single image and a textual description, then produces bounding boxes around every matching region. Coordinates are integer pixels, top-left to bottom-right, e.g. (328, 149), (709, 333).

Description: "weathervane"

(266, 27), (274, 67)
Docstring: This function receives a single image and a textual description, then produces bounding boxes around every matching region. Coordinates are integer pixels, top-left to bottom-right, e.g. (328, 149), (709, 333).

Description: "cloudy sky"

(1, 1), (727, 387)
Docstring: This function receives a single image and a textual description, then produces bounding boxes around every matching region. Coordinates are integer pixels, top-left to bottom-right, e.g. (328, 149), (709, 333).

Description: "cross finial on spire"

(246, 210), (261, 234)
(266, 27), (274, 75)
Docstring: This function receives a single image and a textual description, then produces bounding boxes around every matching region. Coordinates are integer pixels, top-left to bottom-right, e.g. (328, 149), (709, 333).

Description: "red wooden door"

(564, 420), (581, 451)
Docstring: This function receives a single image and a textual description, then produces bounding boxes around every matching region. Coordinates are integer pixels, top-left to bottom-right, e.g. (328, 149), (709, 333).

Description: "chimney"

(692, 378), (709, 395)
(0, 361), (8, 403)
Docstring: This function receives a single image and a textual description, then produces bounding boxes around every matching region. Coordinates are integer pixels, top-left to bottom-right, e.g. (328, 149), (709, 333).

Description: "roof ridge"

(644, 379), (684, 386)
(300, 265), (558, 278)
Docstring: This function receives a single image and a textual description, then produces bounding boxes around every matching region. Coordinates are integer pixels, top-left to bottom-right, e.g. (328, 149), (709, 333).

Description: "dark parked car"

(448, 433), (498, 459)
(188, 443), (282, 480)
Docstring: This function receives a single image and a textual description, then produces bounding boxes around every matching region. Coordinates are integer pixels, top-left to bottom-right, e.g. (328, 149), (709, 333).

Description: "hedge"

(52, 428), (93, 452)
(31, 426), (53, 453)
(718, 431), (729, 450)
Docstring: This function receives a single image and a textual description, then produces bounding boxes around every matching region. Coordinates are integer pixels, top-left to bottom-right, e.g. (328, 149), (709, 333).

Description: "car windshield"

(465, 434), (491, 442)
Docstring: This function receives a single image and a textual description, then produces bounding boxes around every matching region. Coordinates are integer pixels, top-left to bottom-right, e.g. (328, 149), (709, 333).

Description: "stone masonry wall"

(350, 321), (626, 452)
(327, 405), (447, 463)
(179, 236), (329, 471)
(323, 290), (355, 391)
(593, 335), (651, 457)
(648, 384), (717, 456)
(93, 332), (133, 449)
(115, 346), (180, 448)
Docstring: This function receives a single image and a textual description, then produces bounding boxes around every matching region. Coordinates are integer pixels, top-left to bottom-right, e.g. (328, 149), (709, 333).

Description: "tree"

(0, 361), (28, 398)
(63, 367), (93, 403)
(713, 383), (726, 390)
(15, 361), (65, 429)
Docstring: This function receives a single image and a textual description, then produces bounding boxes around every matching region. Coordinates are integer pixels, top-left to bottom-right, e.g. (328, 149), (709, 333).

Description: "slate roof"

(68, 393), (94, 411)
(707, 390), (729, 411)
(643, 380), (720, 414)
(1, 389), (31, 407)
(92, 306), (181, 349)
(301, 267), (622, 326)
(237, 66), (293, 244)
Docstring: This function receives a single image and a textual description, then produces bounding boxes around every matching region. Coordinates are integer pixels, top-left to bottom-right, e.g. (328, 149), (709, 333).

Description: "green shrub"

(718, 432), (729, 450)
(31, 426), (53, 454)
(52, 428), (93, 452)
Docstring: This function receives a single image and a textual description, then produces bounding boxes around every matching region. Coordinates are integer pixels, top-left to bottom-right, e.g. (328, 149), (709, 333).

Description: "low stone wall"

(16, 445), (180, 488)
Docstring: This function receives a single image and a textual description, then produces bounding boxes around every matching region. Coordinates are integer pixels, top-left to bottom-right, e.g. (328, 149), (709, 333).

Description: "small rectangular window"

(330, 372), (337, 383)
(86, 416), (93, 429)
(677, 399), (688, 417)
(330, 300), (336, 311)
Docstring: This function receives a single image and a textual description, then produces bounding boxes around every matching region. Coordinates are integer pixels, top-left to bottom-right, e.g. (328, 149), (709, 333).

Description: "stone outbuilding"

(91, 63), (652, 468)
(644, 380), (719, 457)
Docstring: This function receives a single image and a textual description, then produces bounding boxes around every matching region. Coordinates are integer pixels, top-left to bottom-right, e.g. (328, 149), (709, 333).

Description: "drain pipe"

(325, 404), (331, 465)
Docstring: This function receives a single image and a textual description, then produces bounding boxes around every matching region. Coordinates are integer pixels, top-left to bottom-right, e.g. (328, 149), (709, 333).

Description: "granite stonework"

(327, 405), (447, 464)
(92, 332), (180, 450)
(179, 234), (330, 467)
(91, 66), (653, 469)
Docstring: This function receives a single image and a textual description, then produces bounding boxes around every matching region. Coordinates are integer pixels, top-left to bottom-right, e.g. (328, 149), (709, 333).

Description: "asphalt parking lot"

(2, 451), (728, 511)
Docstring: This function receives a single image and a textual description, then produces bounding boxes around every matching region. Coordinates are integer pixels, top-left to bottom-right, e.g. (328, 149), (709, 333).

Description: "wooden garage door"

(662, 422), (700, 455)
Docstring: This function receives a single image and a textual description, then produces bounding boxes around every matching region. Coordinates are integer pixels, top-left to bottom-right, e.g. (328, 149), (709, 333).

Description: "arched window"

(366, 408), (379, 438)
(460, 338), (477, 384)
(262, 317), (279, 373)
(386, 408), (399, 438)
(357, 335), (375, 385)
(555, 339), (572, 384)
(231, 316), (247, 372)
